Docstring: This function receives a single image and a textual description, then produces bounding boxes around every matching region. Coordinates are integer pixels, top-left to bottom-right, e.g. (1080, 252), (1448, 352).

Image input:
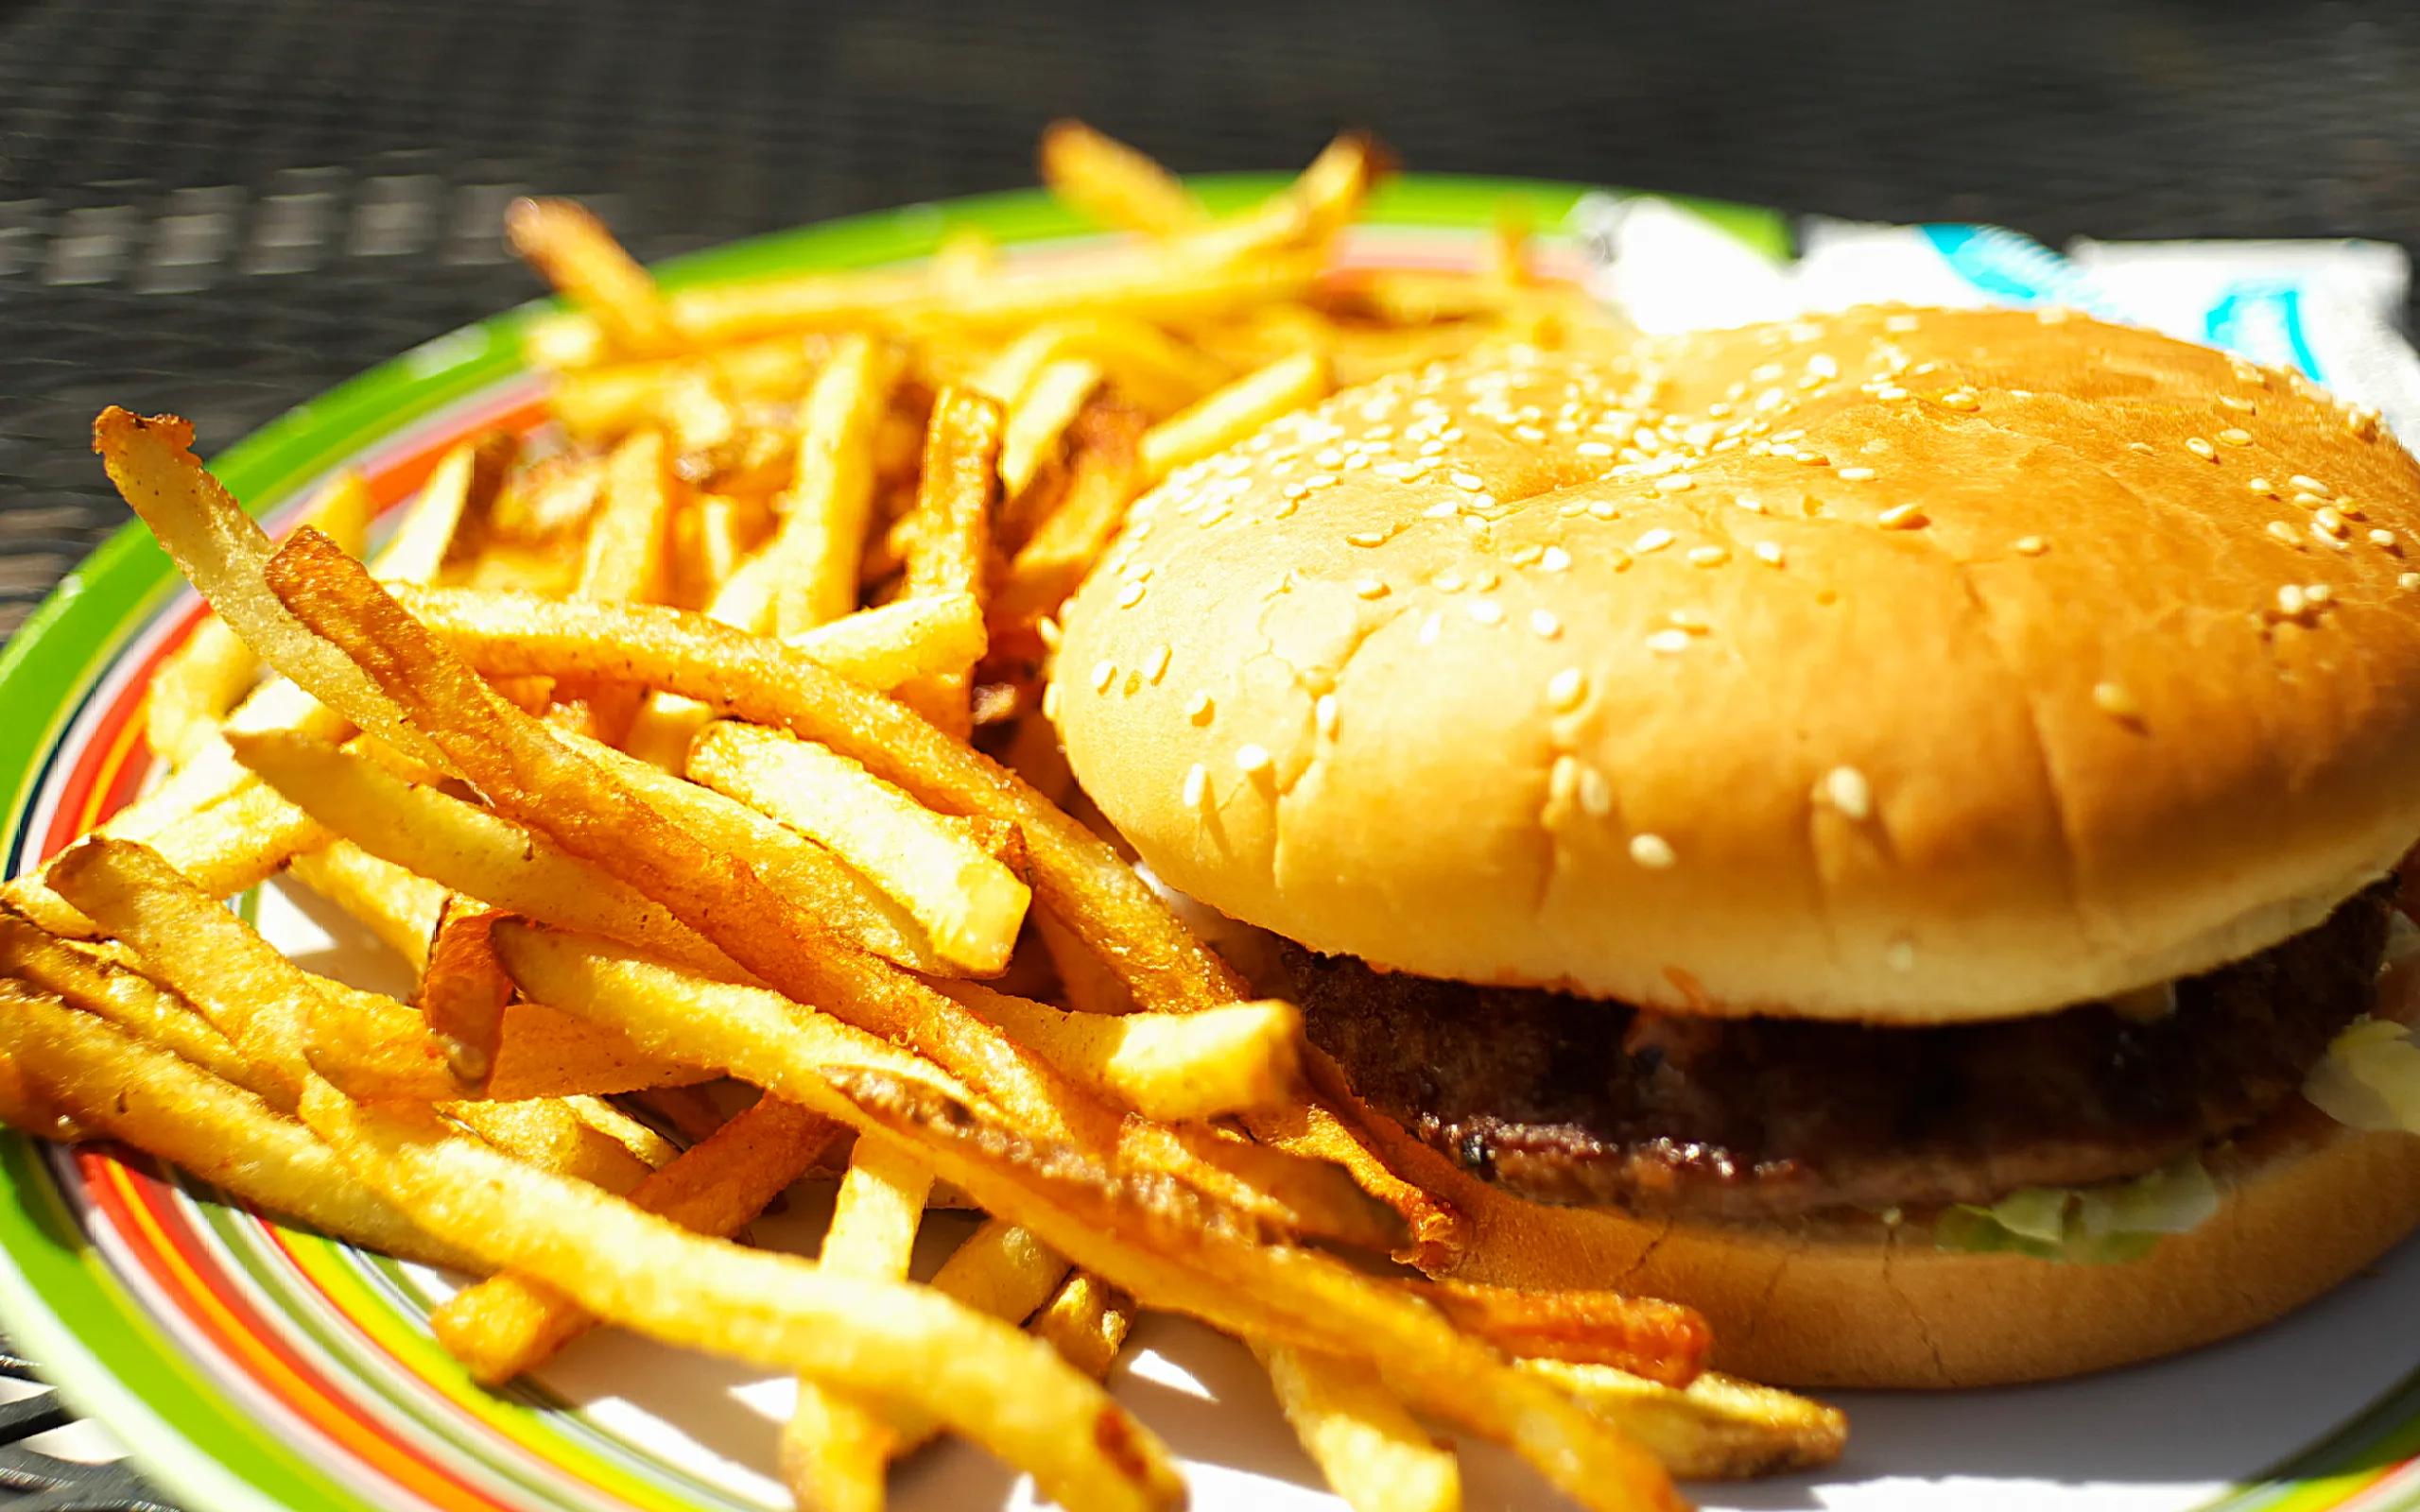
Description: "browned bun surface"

(1058, 306), (2420, 1022)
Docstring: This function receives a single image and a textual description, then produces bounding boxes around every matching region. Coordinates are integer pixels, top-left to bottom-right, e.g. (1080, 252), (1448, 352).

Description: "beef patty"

(1291, 881), (2395, 1221)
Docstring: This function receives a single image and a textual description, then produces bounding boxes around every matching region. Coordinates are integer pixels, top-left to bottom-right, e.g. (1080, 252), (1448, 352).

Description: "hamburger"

(1051, 303), (2420, 1388)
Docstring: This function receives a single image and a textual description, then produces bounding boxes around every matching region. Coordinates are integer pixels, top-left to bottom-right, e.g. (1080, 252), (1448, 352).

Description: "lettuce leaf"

(2304, 1016), (2420, 1133)
(1932, 1156), (2216, 1264)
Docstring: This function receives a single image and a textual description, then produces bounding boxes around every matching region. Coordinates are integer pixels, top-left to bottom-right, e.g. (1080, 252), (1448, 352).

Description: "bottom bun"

(1333, 1003), (2420, 1388)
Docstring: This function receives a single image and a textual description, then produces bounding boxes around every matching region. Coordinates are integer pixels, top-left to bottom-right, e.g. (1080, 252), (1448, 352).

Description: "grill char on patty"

(1290, 881), (2395, 1222)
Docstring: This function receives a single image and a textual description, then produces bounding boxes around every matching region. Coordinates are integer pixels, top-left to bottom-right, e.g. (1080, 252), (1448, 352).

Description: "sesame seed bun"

(1056, 306), (2420, 1022)
(1322, 981), (2420, 1389)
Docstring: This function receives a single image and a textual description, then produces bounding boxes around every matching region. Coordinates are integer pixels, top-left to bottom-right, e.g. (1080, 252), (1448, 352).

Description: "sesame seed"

(1875, 384), (1910, 401)
(1548, 753), (1579, 807)
(1433, 570), (1464, 593)
(2221, 395), (2257, 413)
(1540, 545), (1573, 573)
(1576, 440), (1614, 458)
(1667, 608), (1709, 631)
(1513, 424), (1547, 443)
(1822, 765), (1874, 820)
(1181, 764), (1209, 811)
(1042, 681), (1063, 723)
(1646, 628), (1692, 655)
(1587, 499), (1619, 521)
(1144, 644), (1172, 683)
(1315, 694), (1340, 739)
(1115, 581), (1147, 609)
(2266, 521), (2301, 546)
(1035, 616), (1063, 650)
(1187, 692), (1216, 725)
(1423, 500), (1459, 520)
(2372, 528), (2398, 547)
(2247, 476), (2275, 495)
(1236, 744), (1272, 777)
(1346, 530), (1387, 547)
(2185, 437), (2217, 460)
(1938, 390), (1980, 411)
(2218, 428), (2253, 447)
(1578, 765), (1615, 816)
(1450, 471), (1486, 491)
(1352, 577), (1391, 600)
(2276, 584), (2308, 617)
(1467, 598), (1505, 626)
(1753, 541), (1786, 567)
(2402, 573), (2420, 591)
(1530, 609), (1563, 639)
(1796, 451), (1830, 468)
(2014, 535), (2048, 556)
(1090, 661), (1116, 693)
(1876, 504), (1926, 529)
(1734, 495), (1767, 513)
(1547, 668), (1589, 711)
(1417, 611), (1443, 646)
(1654, 472), (1696, 493)
(2092, 681), (2143, 720)
(1629, 833), (1677, 869)
(2315, 507), (2349, 537)
(2305, 582), (2334, 606)
(2290, 474), (2330, 496)
(2291, 492), (2328, 510)
(1837, 466), (1877, 482)
(1634, 527), (1676, 554)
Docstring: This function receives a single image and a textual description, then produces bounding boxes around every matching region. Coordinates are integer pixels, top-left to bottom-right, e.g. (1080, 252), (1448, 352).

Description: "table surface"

(6, 0), (2420, 1503)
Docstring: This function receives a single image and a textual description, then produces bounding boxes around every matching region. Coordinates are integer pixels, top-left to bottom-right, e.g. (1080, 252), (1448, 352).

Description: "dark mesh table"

(5, 0), (2420, 1502)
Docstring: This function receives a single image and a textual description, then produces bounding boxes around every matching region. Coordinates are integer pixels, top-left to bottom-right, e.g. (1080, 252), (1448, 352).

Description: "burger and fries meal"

(5, 113), (2419, 1511)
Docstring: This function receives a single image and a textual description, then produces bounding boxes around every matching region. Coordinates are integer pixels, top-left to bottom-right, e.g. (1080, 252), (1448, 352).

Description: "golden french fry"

(992, 401), (1147, 634)
(1400, 1278), (1707, 1387)
(941, 980), (1303, 1122)
(1140, 350), (1331, 483)
(373, 435), (514, 585)
(1245, 1091), (1471, 1272)
(894, 387), (1004, 734)
(1254, 1341), (1462, 1512)
(285, 840), (449, 972)
(506, 198), (679, 357)
(771, 333), (893, 635)
(91, 413), (444, 767)
(444, 1096), (660, 1194)
(304, 1086), (1185, 1512)
(550, 336), (822, 440)
(145, 616), (258, 770)
(782, 1137), (935, 1512)
(686, 720), (1029, 976)
(432, 1095), (845, 1383)
(0, 982), (470, 1268)
(418, 900), (511, 1090)
(579, 429), (674, 606)
(975, 318), (1226, 420)
(1039, 120), (1209, 237)
(1033, 1271), (1137, 1382)
(388, 585), (985, 696)
(1000, 357), (1102, 497)
(226, 730), (731, 975)
(1518, 1360), (1848, 1480)
(302, 982), (702, 1105)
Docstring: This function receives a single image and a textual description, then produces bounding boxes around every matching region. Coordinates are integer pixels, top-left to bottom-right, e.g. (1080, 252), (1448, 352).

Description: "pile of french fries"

(0, 124), (1843, 1512)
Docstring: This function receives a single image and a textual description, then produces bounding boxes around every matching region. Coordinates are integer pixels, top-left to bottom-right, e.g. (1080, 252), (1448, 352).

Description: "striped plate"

(0, 177), (2414, 1512)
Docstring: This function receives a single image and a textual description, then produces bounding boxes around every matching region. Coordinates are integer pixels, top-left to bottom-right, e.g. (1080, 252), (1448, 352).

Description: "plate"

(1, 176), (2416, 1512)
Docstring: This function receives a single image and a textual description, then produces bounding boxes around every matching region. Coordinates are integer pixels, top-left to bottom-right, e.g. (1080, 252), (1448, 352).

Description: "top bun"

(1055, 306), (2420, 1022)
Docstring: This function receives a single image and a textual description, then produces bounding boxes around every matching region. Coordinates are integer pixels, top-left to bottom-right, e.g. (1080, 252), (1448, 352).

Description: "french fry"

(893, 387), (1004, 734)
(0, 983), (470, 1268)
(373, 435), (513, 585)
(827, 1069), (1684, 1512)
(1000, 357), (1102, 497)
(226, 730), (732, 975)
(782, 1137), (935, 1512)
(940, 980), (1303, 1122)
(1032, 1271), (1137, 1382)
(388, 585), (985, 696)
(974, 318), (1224, 420)
(285, 840), (449, 972)
(992, 401), (1148, 634)
(418, 900), (511, 1090)
(686, 719), (1029, 977)
(771, 334), (893, 635)
(432, 1095), (845, 1383)
(444, 1095), (660, 1194)
(1245, 1093), (1470, 1272)
(145, 615), (259, 771)
(92, 413), (445, 768)
(1401, 1278), (1708, 1385)
(1517, 1360), (1848, 1480)
(1039, 120), (1209, 238)
(0, 1045), (81, 1143)
(1253, 1341), (1461, 1512)
(506, 198), (679, 358)
(301, 982), (702, 1105)
(305, 1086), (1186, 1512)
(550, 336), (823, 441)
(579, 429), (674, 606)
(1140, 350), (1331, 483)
